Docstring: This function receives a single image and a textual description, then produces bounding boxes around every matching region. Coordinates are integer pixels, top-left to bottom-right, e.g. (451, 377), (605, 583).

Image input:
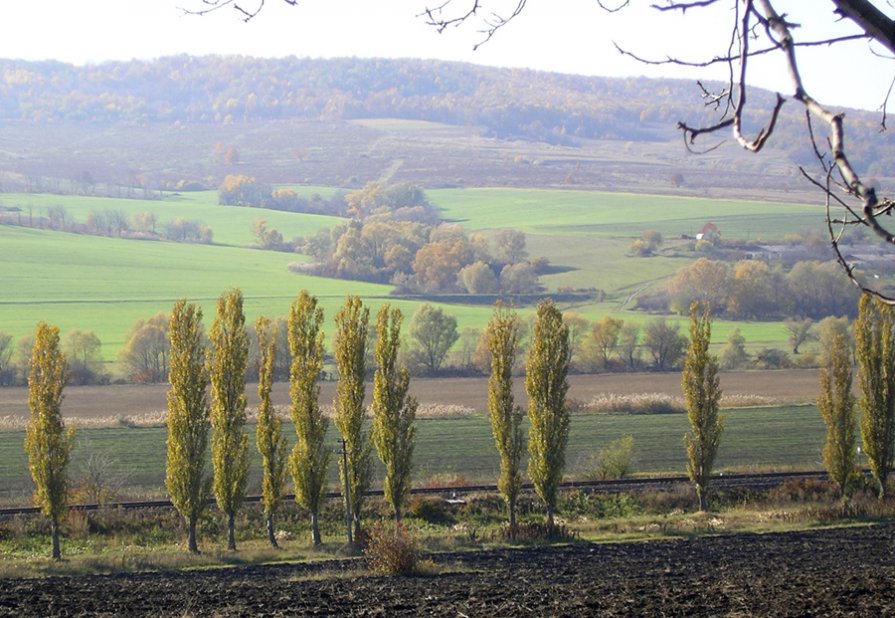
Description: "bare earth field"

(0, 369), (820, 422)
(1, 524), (892, 617)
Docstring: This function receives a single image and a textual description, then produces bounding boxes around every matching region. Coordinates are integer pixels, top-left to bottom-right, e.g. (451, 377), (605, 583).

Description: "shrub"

(584, 435), (636, 480)
(493, 521), (578, 543)
(364, 522), (421, 576)
(406, 497), (456, 525)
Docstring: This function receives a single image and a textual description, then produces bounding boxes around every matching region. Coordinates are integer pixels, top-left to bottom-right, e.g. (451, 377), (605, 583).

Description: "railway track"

(0, 469), (831, 517)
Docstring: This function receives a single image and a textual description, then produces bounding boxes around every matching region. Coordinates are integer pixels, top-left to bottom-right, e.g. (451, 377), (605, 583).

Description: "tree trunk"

(509, 502), (517, 542)
(227, 511), (237, 551)
(353, 515), (363, 546)
(310, 510), (322, 546)
(878, 475), (888, 500)
(394, 504), (402, 525)
(546, 502), (555, 528)
(697, 485), (708, 512)
(266, 513), (279, 548)
(187, 517), (199, 554)
(50, 520), (61, 561)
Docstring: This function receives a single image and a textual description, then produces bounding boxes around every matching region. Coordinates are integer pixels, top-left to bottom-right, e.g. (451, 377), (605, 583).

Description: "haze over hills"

(0, 55), (890, 200)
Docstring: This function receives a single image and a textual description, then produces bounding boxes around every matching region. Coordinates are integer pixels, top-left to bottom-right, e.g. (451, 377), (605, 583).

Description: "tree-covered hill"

(0, 55), (891, 191)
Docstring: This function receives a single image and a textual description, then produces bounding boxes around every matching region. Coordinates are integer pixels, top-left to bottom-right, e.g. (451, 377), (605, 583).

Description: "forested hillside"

(0, 55), (892, 192)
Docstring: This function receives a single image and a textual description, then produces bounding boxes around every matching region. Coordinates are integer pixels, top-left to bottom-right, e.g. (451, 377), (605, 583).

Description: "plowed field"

(2, 524), (893, 617)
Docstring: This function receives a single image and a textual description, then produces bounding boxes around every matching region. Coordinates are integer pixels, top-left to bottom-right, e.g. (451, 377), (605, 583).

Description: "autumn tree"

(718, 328), (749, 370)
(332, 296), (373, 543)
(630, 229), (662, 256)
(63, 330), (104, 385)
(493, 228), (528, 264)
(667, 258), (731, 317)
(486, 302), (525, 536)
(371, 305), (418, 522)
(253, 218), (285, 250)
(856, 294), (895, 499)
(255, 315), (288, 548)
(165, 300), (210, 554)
(785, 318), (815, 355)
(408, 303), (459, 374)
(585, 316), (623, 371)
(818, 322), (858, 498)
(288, 290), (330, 545)
(525, 299), (571, 527)
(119, 313), (169, 383)
(644, 318), (687, 371)
(458, 261), (500, 294)
(25, 322), (75, 560)
(562, 312), (590, 370)
(682, 303), (724, 512)
(618, 323), (641, 371)
(208, 288), (250, 551)
(0, 332), (16, 386)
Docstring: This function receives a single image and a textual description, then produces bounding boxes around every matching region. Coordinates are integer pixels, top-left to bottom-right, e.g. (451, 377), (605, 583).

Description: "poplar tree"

(525, 299), (571, 527)
(818, 327), (858, 498)
(372, 305), (418, 523)
(682, 302), (723, 512)
(255, 315), (288, 548)
(856, 294), (895, 499)
(486, 302), (525, 537)
(24, 322), (74, 560)
(288, 290), (330, 545)
(165, 299), (210, 554)
(208, 288), (250, 551)
(333, 295), (373, 543)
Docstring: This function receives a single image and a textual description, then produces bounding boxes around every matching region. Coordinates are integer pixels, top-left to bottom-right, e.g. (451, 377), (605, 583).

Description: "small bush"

(771, 478), (837, 503)
(364, 522), (421, 576)
(494, 521), (578, 543)
(407, 497), (457, 525)
(584, 435), (636, 480)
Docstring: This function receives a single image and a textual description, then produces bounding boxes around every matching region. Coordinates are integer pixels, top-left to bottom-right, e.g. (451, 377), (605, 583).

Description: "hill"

(0, 56), (890, 199)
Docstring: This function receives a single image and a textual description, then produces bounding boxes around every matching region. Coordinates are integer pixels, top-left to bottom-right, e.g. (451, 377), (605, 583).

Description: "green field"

(1, 186), (826, 363)
(1, 190), (342, 247)
(428, 188), (822, 239)
(0, 406), (826, 505)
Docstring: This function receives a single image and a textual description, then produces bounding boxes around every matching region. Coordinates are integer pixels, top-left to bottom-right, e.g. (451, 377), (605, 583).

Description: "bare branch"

(181, 0), (297, 21)
(596, 1), (631, 13)
(650, 0), (723, 12)
(421, 1), (527, 49)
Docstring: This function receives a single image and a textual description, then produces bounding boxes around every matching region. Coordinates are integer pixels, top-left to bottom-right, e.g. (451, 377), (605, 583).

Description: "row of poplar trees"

(165, 289), (419, 553)
(30, 291), (895, 559)
(23, 292), (576, 558)
(817, 294), (895, 501)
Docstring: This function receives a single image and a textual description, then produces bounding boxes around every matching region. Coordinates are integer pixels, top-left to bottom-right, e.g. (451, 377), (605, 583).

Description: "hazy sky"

(0, 1), (891, 111)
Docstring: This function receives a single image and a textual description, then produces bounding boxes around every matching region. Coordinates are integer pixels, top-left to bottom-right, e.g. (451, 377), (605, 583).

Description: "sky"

(0, 1), (892, 111)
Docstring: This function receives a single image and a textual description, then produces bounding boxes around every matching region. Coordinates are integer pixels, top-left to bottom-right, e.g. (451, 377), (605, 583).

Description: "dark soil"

(2, 524), (894, 617)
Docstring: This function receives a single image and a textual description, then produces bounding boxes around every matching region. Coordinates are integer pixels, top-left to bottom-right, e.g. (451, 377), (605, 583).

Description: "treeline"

(1, 56), (891, 173)
(0, 301), (842, 389)
(218, 174), (348, 216)
(641, 257), (862, 321)
(0, 204), (213, 244)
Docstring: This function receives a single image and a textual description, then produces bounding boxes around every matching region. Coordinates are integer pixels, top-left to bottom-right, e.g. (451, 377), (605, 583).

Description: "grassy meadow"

(0, 405), (826, 505)
(1, 186), (825, 365)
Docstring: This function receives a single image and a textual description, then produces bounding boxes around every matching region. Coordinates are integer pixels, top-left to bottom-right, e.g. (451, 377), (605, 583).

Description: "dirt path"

(1, 524), (892, 616)
(0, 369), (820, 421)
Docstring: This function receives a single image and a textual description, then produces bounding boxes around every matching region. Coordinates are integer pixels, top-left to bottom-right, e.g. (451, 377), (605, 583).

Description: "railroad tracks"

(0, 470), (831, 517)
